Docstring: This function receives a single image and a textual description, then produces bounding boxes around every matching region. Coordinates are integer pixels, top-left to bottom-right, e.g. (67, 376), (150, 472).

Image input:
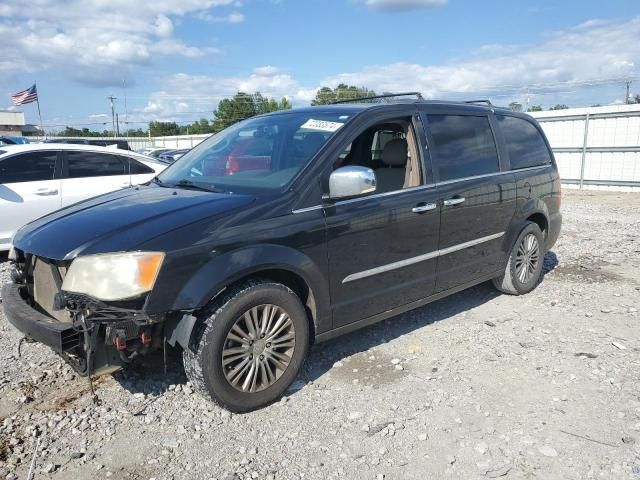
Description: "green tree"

(630, 94), (640, 104)
(50, 126), (107, 137)
(124, 128), (148, 137)
(311, 84), (376, 105)
(178, 118), (215, 135)
(211, 92), (292, 132)
(149, 121), (180, 136)
(549, 104), (569, 110)
(527, 105), (543, 112)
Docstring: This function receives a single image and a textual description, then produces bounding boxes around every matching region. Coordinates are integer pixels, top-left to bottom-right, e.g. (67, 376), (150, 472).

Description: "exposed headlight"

(62, 252), (165, 301)
(8, 246), (17, 261)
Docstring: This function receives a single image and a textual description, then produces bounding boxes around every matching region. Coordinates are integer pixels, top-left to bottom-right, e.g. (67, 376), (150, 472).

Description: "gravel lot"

(1, 189), (640, 480)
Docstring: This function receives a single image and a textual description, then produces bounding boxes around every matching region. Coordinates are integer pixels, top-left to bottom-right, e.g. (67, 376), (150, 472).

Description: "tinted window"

(129, 158), (154, 174)
(0, 151), (57, 184)
(65, 151), (126, 178)
(497, 115), (552, 169)
(427, 114), (500, 182)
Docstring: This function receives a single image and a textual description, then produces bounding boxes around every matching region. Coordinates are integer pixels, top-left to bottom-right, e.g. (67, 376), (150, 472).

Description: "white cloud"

(0, 0), (238, 86)
(198, 11), (245, 23)
(135, 68), (302, 121)
(319, 17), (640, 101)
(253, 66), (280, 76)
(135, 17), (640, 121)
(363, 0), (447, 11)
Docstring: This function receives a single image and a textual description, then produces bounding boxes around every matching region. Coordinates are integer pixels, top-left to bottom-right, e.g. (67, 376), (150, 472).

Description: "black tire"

(183, 279), (310, 413)
(492, 221), (544, 295)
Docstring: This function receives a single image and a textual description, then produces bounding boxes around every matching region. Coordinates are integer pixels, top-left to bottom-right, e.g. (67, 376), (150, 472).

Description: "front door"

(422, 111), (516, 292)
(325, 114), (441, 327)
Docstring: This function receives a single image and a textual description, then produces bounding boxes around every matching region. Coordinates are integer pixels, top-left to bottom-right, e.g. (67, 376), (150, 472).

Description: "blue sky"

(1, 0), (639, 131)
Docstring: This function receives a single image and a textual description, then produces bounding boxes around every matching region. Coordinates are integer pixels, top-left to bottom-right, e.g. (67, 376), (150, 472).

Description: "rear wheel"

(183, 279), (309, 412)
(492, 221), (544, 295)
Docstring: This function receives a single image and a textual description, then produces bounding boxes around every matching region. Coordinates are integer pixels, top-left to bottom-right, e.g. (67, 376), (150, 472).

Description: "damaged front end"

(3, 248), (166, 376)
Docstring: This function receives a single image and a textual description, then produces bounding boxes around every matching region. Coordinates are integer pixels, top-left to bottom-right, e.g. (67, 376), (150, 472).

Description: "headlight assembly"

(62, 252), (165, 301)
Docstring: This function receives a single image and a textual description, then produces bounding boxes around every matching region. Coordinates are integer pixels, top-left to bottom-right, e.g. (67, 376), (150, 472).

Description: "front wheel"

(492, 221), (544, 295)
(183, 279), (310, 412)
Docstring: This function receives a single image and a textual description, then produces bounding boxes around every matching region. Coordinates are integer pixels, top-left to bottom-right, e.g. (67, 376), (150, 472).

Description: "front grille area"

(11, 251), (72, 322)
(33, 257), (70, 323)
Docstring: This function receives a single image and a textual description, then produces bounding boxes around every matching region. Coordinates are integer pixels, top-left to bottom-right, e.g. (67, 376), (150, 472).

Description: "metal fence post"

(579, 113), (590, 189)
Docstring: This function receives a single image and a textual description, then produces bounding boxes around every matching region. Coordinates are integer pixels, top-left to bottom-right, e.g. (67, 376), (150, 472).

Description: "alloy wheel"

(515, 233), (540, 283)
(221, 304), (296, 393)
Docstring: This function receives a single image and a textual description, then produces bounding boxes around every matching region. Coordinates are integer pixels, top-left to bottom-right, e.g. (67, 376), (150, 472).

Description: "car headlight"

(62, 252), (165, 301)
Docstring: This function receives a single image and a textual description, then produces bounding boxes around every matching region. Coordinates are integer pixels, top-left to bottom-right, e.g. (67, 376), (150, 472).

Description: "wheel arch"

(163, 244), (329, 350)
(504, 198), (550, 253)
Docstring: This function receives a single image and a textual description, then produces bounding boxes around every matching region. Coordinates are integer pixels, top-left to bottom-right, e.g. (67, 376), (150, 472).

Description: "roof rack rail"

(464, 99), (494, 106)
(330, 92), (424, 105)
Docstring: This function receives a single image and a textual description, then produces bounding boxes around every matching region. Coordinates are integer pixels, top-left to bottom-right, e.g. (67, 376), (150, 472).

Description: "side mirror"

(326, 166), (377, 201)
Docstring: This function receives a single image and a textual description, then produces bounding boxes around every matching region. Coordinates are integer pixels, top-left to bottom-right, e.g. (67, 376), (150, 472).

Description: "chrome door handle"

(443, 197), (465, 206)
(412, 202), (437, 213)
(34, 188), (58, 195)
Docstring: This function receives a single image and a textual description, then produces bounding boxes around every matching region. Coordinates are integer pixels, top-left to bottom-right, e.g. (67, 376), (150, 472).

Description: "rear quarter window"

(128, 158), (155, 174)
(497, 115), (552, 170)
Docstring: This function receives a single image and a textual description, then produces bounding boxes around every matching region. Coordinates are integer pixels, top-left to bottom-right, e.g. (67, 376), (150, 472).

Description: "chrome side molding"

(342, 232), (505, 283)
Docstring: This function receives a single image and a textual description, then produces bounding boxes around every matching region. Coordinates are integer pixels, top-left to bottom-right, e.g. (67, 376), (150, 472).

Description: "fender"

(503, 197), (550, 253)
(148, 244), (332, 345)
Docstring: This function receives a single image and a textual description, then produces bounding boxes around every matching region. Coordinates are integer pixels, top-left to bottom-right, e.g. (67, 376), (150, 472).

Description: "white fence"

(531, 105), (640, 191)
(31, 104), (640, 191)
(27, 134), (211, 151)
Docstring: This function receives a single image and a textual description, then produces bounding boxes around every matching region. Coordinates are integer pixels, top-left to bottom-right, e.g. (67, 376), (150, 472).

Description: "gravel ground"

(1, 189), (640, 480)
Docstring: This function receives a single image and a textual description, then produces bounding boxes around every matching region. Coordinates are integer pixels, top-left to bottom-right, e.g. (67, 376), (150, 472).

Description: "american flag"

(11, 84), (38, 106)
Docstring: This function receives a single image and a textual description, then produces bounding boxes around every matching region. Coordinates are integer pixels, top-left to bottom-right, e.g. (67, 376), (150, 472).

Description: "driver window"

(334, 118), (422, 193)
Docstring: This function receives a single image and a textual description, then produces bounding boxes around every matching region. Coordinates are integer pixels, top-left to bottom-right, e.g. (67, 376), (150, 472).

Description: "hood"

(12, 185), (255, 260)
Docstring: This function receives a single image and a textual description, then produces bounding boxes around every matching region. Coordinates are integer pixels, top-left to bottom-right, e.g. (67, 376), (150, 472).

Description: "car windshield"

(157, 111), (351, 193)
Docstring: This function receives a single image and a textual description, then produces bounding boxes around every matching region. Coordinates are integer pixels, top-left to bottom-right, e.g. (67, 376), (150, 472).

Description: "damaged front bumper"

(2, 283), (160, 376)
(2, 284), (82, 354)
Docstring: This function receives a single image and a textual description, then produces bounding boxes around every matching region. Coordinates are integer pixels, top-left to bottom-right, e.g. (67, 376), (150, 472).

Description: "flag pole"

(34, 81), (43, 136)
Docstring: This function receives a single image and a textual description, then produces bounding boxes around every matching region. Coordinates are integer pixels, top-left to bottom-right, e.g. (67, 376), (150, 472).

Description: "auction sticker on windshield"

(300, 119), (344, 132)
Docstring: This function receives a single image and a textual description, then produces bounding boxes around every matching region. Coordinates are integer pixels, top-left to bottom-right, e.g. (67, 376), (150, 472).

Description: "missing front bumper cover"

(2, 284), (153, 376)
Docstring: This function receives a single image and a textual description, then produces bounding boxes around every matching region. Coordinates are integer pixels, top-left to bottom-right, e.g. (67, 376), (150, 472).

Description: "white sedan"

(0, 144), (167, 251)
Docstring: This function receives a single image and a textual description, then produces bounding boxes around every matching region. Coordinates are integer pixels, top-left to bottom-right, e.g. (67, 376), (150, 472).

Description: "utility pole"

(116, 113), (120, 136)
(123, 79), (129, 138)
(107, 95), (117, 137)
(625, 80), (632, 104)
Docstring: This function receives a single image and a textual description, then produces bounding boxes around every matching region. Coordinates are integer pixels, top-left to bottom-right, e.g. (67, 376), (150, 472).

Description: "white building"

(0, 110), (26, 136)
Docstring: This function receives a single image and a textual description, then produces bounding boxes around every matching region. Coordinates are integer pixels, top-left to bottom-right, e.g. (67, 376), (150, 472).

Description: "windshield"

(157, 111), (351, 192)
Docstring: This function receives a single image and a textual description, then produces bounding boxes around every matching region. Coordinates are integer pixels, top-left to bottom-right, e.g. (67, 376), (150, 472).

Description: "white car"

(0, 144), (167, 251)
(137, 147), (173, 159)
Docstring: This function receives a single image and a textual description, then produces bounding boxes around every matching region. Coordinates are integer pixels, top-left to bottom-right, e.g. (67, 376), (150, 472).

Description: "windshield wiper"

(170, 179), (224, 193)
(151, 177), (169, 187)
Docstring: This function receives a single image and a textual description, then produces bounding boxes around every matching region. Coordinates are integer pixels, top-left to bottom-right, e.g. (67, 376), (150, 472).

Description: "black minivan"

(3, 95), (561, 412)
